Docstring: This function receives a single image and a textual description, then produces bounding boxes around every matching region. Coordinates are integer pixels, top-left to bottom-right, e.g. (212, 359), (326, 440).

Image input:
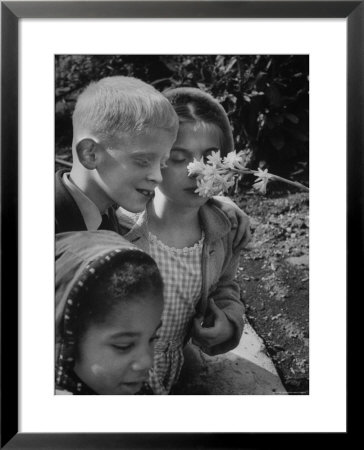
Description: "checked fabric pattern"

(147, 231), (204, 394)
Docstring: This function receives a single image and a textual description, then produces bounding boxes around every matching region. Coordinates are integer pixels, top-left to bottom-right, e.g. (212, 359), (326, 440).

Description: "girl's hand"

(191, 298), (235, 351)
(212, 196), (251, 250)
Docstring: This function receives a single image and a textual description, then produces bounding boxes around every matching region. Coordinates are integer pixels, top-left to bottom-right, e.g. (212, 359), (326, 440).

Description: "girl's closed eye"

(202, 149), (215, 163)
(170, 150), (188, 163)
(111, 342), (135, 353)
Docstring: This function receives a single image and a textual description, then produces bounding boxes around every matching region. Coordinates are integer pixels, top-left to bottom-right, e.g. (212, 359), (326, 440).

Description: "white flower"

(202, 164), (221, 179)
(195, 178), (216, 197)
(186, 148), (308, 196)
(206, 150), (222, 167)
(252, 179), (268, 194)
(194, 170), (236, 198)
(213, 172), (235, 190)
(185, 149), (290, 198)
(252, 168), (272, 194)
(253, 168), (272, 181)
(187, 158), (206, 177)
(222, 151), (245, 169)
(186, 151), (244, 198)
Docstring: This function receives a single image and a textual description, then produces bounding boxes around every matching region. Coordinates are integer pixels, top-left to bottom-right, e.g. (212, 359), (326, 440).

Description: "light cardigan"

(116, 201), (245, 356)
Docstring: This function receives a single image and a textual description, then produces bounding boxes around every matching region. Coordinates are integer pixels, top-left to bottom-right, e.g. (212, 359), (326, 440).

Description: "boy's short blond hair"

(73, 76), (178, 142)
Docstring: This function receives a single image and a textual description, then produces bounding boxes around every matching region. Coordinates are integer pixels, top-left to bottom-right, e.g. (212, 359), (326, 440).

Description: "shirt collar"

(62, 172), (102, 230)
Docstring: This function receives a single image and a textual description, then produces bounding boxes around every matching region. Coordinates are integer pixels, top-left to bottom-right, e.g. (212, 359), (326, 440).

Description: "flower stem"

(231, 167), (309, 192)
(269, 174), (309, 192)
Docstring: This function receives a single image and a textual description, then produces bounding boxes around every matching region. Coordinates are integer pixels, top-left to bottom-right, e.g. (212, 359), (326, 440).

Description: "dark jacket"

(55, 170), (120, 234)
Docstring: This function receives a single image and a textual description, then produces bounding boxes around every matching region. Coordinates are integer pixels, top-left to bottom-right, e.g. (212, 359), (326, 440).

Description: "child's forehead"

(177, 121), (223, 141)
(106, 128), (175, 151)
(180, 120), (221, 134)
(104, 132), (131, 147)
(95, 295), (163, 328)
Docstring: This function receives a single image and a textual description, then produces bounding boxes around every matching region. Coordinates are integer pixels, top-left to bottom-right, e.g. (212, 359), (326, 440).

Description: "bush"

(55, 55), (308, 182)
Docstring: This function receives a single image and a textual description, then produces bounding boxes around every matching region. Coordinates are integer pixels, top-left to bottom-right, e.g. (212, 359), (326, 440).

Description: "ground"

(235, 190), (309, 394)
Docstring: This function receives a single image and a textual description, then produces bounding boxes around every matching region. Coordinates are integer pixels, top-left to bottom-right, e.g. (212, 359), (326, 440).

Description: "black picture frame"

(1, 1), (359, 448)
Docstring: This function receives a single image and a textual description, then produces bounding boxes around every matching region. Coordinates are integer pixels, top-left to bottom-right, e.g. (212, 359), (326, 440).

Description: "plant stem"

(230, 167), (309, 191)
(269, 174), (309, 192)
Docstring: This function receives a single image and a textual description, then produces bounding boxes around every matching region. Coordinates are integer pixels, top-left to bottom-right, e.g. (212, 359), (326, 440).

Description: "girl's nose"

(131, 347), (154, 372)
(146, 163), (163, 184)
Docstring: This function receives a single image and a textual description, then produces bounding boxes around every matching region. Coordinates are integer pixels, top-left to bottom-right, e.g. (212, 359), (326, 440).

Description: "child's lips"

(120, 380), (144, 393)
(136, 188), (155, 199)
(184, 186), (198, 194)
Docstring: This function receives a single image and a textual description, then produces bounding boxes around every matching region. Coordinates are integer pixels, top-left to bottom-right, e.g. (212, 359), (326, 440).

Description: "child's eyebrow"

(130, 151), (151, 157)
(109, 331), (141, 338)
(170, 147), (190, 154)
(171, 147), (218, 154)
(109, 321), (162, 339)
(131, 151), (168, 160)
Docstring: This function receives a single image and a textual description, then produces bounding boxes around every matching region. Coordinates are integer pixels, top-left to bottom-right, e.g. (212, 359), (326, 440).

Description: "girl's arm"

(210, 196), (251, 250)
(192, 235), (246, 356)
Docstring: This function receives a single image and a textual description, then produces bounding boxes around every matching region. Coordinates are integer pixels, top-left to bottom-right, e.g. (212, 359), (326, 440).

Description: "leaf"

(266, 84), (282, 107)
(270, 135), (285, 150)
(293, 129), (309, 142)
(285, 113), (300, 124)
(225, 57), (237, 73)
(215, 55), (225, 68)
(273, 115), (284, 125)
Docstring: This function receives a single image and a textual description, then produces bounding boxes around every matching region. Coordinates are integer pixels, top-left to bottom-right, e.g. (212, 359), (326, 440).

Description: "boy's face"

(158, 122), (221, 208)
(74, 294), (163, 395)
(95, 129), (176, 213)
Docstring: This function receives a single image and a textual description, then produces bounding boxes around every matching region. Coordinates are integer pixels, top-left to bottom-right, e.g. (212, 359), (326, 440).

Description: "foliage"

(55, 55), (308, 182)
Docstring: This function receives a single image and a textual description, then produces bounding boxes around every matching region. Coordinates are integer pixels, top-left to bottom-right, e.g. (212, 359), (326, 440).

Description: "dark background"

(55, 54), (309, 187)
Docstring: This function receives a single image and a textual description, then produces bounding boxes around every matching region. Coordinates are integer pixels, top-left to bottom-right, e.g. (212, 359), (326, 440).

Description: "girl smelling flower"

(117, 87), (246, 394)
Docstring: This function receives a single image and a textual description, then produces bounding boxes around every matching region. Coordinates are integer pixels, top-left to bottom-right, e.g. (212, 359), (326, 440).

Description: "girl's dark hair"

(163, 87), (234, 157)
(74, 249), (163, 339)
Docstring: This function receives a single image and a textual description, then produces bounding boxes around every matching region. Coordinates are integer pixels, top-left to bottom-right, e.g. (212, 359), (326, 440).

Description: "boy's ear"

(76, 138), (104, 170)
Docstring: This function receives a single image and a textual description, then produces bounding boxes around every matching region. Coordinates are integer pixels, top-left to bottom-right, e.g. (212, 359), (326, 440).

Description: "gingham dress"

(148, 231), (204, 394)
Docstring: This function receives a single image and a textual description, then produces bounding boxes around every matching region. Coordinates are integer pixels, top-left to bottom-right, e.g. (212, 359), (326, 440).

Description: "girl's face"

(158, 121), (222, 208)
(74, 295), (163, 395)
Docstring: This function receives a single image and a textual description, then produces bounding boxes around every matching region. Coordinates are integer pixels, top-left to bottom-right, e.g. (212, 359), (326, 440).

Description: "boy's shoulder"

(55, 169), (87, 233)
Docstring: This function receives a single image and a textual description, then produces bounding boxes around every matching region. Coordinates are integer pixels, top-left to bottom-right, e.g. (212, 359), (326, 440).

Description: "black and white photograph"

(2, 1), (354, 443)
(55, 54), (309, 396)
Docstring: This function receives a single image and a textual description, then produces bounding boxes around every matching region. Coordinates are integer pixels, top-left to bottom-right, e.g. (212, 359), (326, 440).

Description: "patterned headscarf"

(55, 230), (149, 394)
